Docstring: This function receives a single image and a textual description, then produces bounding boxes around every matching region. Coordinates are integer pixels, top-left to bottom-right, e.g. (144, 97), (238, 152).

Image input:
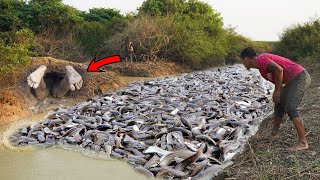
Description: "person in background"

(240, 47), (311, 151)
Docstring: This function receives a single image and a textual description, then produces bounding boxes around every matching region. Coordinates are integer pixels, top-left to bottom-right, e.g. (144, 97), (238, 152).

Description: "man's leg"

(289, 117), (308, 150)
(51, 77), (70, 98)
(271, 86), (287, 137)
(286, 71), (309, 151)
(51, 65), (83, 98)
(27, 65), (49, 100)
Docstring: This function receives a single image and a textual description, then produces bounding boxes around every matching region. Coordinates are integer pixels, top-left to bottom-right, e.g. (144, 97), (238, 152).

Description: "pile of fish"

(10, 65), (272, 179)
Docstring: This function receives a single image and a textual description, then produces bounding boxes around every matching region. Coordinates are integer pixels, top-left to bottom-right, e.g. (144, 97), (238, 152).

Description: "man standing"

(240, 47), (311, 151)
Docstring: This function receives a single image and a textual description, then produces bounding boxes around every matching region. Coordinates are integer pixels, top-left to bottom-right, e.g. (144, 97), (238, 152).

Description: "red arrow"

(87, 55), (121, 72)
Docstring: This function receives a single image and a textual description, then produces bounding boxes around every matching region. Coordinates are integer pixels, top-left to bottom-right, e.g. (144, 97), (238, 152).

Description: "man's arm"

(267, 61), (283, 91)
(267, 61), (283, 104)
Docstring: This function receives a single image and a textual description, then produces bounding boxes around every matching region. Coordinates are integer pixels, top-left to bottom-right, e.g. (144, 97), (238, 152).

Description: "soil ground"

(219, 62), (320, 180)
(104, 60), (191, 77)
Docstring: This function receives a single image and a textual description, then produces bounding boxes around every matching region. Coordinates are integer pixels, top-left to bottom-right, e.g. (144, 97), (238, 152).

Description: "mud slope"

(0, 57), (125, 125)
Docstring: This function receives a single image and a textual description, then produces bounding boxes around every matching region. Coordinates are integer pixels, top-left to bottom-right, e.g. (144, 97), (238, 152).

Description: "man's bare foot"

(27, 65), (47, 89)
(65, 65), (83, 91)
(288, 143), (309, 151)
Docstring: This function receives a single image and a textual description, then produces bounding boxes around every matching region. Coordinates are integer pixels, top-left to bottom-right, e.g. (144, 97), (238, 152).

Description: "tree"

(82, 8), (123, 23)
(139, 0), (186, 16)
(75, 8), (126, 56)
(274, 18), (320, 61)
(0, 28), (34, 74)
(138, 0), (228, 67)
(23, 0), (83, 34)
(0, 0), (27, 32)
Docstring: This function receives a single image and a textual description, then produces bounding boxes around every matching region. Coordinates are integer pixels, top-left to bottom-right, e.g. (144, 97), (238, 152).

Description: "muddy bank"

(104, 60), (191, 77)
(0, 57), (189, 125)
(0, 57), (125, 125)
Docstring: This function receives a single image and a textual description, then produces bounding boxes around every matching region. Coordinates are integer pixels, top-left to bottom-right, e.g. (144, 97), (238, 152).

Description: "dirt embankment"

(104, 60), (191, 77)
(0, 57), (189, 125)
(219, 62), (320, 180)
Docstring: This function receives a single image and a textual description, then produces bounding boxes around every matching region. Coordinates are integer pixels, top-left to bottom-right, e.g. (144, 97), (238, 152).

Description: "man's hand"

(273, 90), (281, 104)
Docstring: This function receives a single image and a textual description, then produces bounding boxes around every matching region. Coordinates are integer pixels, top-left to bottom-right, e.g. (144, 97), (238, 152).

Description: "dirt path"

(220, 62), (320, 179)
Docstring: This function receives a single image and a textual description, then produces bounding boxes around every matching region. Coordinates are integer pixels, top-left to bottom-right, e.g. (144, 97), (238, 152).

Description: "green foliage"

(75, 21), (112, 55)
(226, 28), (250, 53)
(251, 41), (273, 53)
(75, 8), (126, 56)
(23, 0), (83, 34)
(140, 0), (186, 16)
(224, 28), (251, 64)
(0, 0), (27, 32)
(81, 8), (123, 24)
(224, 27), (273, 64)
(0, 0), (275, 71)
(104, 0), (228, 68)
(168, 14), (227, 67)
(0, 28), (34, 74)
(273, 18), (320, 61)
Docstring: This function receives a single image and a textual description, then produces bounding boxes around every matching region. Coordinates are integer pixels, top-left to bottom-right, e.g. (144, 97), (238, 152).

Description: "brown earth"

(0, 57), (124, 125)
(104, 60), (191, 77)
(219, 62), (320, 180)
(0, 57), (188, 125)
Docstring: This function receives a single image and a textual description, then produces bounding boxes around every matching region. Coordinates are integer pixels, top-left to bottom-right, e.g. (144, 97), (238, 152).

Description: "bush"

(23, 0), (83, 34)
(101, 15), (172, 61)
(0, 0), (28, 32)
(74, 21), (112, 56)
(101, 13), (228, 68)
(273, 18), (320, 61)
(168, 14), (227, 67)
(73, 8), (126, 57)
(0, 28), (34, 74)
(221, 27), (273, 65)
(102, 0), (228, 68)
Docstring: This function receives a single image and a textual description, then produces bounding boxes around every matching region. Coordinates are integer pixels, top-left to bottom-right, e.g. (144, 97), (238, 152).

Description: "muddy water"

(0, 115), (147, 180)
(0, 77), (151, 180)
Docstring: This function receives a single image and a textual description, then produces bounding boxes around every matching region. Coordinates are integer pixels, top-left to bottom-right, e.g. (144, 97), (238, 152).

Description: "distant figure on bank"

(128, 41), (136, 63)
(125, 36), (136, 63)
(27, 65), (83, 99)
(241, 47), (311, 151)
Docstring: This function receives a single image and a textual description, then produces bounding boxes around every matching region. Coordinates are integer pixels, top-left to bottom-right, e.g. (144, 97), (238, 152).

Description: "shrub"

(0, 28), (34, 74)
(103, 0), (228, 68)
(219, 27), (273, 65)
(273, 18), (320, 61)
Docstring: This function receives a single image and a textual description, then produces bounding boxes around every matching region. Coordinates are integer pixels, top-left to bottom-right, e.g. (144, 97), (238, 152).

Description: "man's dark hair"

(241, 47), (257, 59)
